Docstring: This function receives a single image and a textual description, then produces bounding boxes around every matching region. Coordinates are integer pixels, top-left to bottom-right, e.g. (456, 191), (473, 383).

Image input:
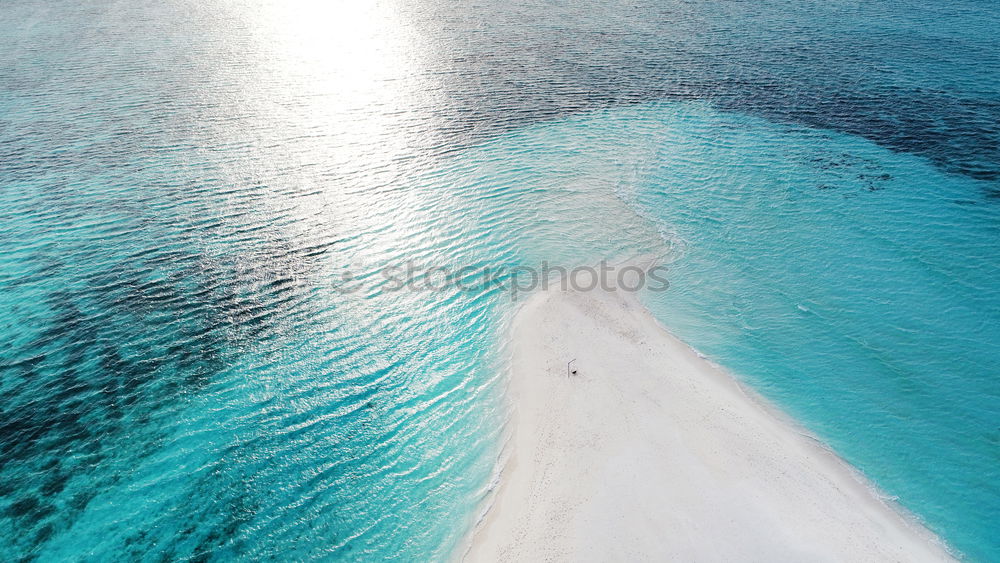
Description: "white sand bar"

(466, 288), (953, 562)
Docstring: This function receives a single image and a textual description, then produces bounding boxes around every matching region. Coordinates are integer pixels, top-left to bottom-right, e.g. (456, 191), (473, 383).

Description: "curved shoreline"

(464, 287), (953, 561)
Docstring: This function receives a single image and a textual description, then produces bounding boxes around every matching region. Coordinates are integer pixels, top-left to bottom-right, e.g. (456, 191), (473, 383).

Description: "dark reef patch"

(0, 229), (325, 555)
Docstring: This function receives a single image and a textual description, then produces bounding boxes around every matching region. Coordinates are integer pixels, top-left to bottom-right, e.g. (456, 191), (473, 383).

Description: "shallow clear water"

(1, 0), (998, 560)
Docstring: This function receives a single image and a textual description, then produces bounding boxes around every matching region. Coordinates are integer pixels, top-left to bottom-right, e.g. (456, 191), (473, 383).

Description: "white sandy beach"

(466, 287), (953, 562)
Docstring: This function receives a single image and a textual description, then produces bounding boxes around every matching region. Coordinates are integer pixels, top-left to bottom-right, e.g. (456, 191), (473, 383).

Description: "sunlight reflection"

(232, 0), (428, 230)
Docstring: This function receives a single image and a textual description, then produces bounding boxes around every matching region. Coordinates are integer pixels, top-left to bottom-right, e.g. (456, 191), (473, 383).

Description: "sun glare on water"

(223, 0), (439, 263)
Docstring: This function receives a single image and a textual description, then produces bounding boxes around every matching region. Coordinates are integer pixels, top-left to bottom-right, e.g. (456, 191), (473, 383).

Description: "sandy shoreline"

(464, 287), (952, 562)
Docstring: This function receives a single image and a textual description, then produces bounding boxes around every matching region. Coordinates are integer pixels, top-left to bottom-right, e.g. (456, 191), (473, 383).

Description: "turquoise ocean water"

(1, 0), (998, 560)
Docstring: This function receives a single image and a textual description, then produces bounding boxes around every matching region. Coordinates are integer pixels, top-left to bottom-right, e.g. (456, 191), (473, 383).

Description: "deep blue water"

(1, 0), (998, 560)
